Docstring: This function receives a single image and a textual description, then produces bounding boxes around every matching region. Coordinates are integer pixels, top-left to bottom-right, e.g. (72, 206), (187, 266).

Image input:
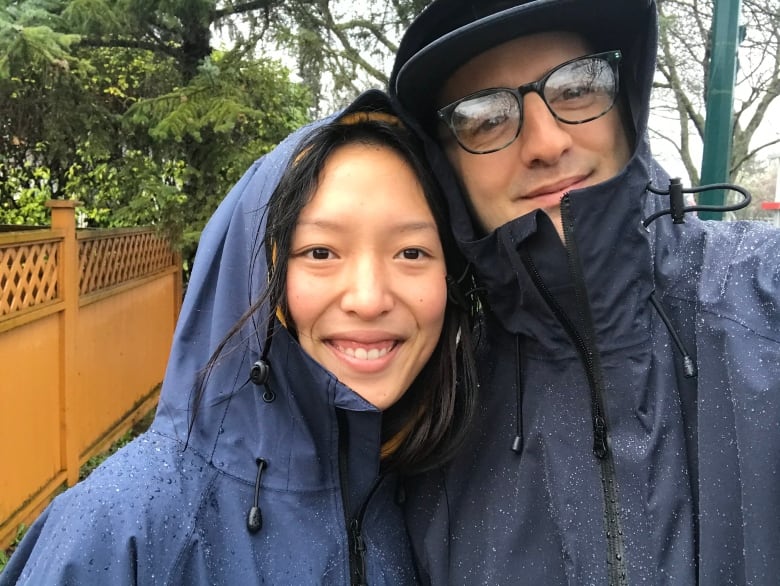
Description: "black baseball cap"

(390, 0), (653, 124)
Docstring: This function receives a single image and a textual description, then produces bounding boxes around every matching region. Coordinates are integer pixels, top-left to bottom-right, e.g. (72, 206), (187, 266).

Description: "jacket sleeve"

(0, 432), (221, 586)
(0, 488), (140, 585)
(693, 219), (780, 584)
(0, 508), (48, 585)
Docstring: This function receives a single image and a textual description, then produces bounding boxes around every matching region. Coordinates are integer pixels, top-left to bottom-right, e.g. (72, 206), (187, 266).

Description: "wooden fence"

(0, 200), (182, 549)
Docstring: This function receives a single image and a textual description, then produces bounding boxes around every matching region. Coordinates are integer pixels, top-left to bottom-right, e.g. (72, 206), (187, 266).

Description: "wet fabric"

(390, 1), (780, 585)
(0, 91), (418, 586)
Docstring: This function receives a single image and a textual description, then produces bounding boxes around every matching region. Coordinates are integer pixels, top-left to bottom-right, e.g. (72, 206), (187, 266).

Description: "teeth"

(339, 345), (391, 360)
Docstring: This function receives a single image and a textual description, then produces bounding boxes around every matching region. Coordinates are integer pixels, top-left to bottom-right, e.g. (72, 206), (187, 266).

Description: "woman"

(0, 90), (478, 585)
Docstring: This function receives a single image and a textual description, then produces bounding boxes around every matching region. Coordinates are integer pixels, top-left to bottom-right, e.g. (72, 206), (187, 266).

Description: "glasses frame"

(437, 50), (623, 155)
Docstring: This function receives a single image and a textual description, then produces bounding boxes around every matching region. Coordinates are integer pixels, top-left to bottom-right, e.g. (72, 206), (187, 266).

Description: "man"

(389, 1), (780, 584)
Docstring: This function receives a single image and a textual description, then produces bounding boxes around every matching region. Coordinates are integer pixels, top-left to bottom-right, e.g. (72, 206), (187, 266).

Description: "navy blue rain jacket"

(391, 2), (780, 585)
(0, 91), (418, 586)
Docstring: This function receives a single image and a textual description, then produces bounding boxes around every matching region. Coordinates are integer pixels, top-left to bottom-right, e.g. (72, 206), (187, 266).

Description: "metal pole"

(699, 0), (742, 221)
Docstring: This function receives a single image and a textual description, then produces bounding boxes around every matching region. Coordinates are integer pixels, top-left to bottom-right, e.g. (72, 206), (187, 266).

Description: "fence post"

(46, 200), (81, 486)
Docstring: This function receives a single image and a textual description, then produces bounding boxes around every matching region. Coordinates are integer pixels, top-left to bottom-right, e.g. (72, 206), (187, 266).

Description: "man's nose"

(339, 257), (394, 319)
(515, 92), (573, 166)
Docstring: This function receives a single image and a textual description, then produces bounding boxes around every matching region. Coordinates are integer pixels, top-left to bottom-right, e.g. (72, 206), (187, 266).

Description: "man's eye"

(547, 81), (600, 107)
(560, 84), (592, 100)
(457, 109), (511, 138)
(476, 113), (510, 133)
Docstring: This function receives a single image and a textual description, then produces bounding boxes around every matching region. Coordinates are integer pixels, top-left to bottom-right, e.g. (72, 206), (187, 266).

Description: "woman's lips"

(327, 339), (399, 373)
(333, 343), (393, 360)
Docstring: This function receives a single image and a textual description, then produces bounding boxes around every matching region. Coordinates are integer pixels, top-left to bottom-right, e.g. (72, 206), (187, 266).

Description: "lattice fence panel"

(79, 231), (175, 296)
(0, 241), (60, 317)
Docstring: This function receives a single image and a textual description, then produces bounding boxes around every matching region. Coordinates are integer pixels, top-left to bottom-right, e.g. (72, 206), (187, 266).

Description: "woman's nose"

(339, 257), (394, 318)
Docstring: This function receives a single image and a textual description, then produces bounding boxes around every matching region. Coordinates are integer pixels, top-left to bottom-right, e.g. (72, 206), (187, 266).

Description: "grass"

(78, 408), (156, 481)
(0, 408), (156, 574)
(0, 524), (26, 574)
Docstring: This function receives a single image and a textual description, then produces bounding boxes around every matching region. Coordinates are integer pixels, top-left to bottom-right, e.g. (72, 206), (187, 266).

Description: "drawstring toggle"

(247, 458), (268, 533)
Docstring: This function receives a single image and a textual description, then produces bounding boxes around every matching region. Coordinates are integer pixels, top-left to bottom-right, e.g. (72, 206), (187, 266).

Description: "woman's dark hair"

(194, 111), (479, 475)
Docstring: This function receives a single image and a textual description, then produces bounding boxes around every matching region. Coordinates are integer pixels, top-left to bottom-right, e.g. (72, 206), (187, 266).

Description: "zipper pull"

(350, 518), (365, 555)
(349, 518), (367, 585)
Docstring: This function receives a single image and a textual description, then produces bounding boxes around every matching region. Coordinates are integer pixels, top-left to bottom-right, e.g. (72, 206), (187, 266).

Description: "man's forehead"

(437, 31), (592, 106)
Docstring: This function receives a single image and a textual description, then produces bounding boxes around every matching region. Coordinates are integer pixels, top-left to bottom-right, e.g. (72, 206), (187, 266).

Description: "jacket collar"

(155, 321), (382, 487)
(460, 141), (658, 352)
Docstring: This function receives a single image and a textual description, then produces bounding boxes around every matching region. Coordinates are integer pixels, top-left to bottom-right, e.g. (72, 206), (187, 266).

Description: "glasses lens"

(449, 90), (520, 154)
(543, 57), (617, 123)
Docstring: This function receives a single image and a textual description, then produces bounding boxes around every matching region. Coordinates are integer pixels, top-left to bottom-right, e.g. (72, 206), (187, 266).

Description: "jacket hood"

(388, 0), (667, 352)
(152, 90), (394, 485)
(390, 0), (659, 249)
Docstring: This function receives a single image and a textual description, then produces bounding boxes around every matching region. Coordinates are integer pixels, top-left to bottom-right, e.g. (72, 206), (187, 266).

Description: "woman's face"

(286, 142), (447, 410)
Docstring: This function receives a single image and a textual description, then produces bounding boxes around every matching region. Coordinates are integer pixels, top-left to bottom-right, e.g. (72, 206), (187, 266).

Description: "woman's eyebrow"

(296, 219), (438, 233)
(294, 219), (344, 230)
(395, 221), (439, 233)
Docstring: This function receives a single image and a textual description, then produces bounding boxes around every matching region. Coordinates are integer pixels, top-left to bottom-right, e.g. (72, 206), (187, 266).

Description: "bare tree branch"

(654, 0), (780, 185)
(214, 0), (278, 21)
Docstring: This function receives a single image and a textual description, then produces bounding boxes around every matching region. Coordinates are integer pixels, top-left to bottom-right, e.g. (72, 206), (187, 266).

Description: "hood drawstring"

(642, 177), (751, 228)
(247, 458), (268, 533)
(511, 336), (524, 454)
(649, 292), (697, 378)
(250, 317), (276, 402)
(247, 318), (275, 533)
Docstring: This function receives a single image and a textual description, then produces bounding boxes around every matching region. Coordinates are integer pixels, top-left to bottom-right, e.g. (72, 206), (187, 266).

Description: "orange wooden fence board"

(0, 202), (182, 549)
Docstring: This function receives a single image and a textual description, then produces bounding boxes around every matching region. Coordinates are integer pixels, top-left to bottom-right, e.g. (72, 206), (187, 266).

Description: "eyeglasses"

(437, 50), (622, 155)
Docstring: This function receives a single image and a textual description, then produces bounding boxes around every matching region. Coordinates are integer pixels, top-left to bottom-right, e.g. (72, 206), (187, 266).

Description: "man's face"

(437, 31), (632, 236)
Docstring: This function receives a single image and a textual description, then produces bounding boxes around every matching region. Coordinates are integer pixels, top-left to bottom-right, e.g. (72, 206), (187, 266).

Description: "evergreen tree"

(0, 0), (311, 275)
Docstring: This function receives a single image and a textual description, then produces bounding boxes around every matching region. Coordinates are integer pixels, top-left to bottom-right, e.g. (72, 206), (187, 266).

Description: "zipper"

(348, 517), (367, 585)
(515, 196), (627, 586)
(337, 409), (383, 586)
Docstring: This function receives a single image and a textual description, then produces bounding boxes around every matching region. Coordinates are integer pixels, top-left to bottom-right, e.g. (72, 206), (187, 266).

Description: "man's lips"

(522, 176), (590, 200)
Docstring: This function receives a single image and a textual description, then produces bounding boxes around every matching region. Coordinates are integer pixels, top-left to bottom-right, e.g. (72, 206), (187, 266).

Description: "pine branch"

(78, 37), (180, 59)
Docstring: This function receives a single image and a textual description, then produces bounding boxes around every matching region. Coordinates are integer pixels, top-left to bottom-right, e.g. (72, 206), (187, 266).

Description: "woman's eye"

(399, 248), (426, 260)
(306, 247), (332, 260)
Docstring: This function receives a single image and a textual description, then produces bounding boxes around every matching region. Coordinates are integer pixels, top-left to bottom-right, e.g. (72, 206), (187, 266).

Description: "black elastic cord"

(643, 178), (752, 228)
(249, 317), (276, 401)
(649, 292), (697, 378)
(247, 458), (267, 533)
